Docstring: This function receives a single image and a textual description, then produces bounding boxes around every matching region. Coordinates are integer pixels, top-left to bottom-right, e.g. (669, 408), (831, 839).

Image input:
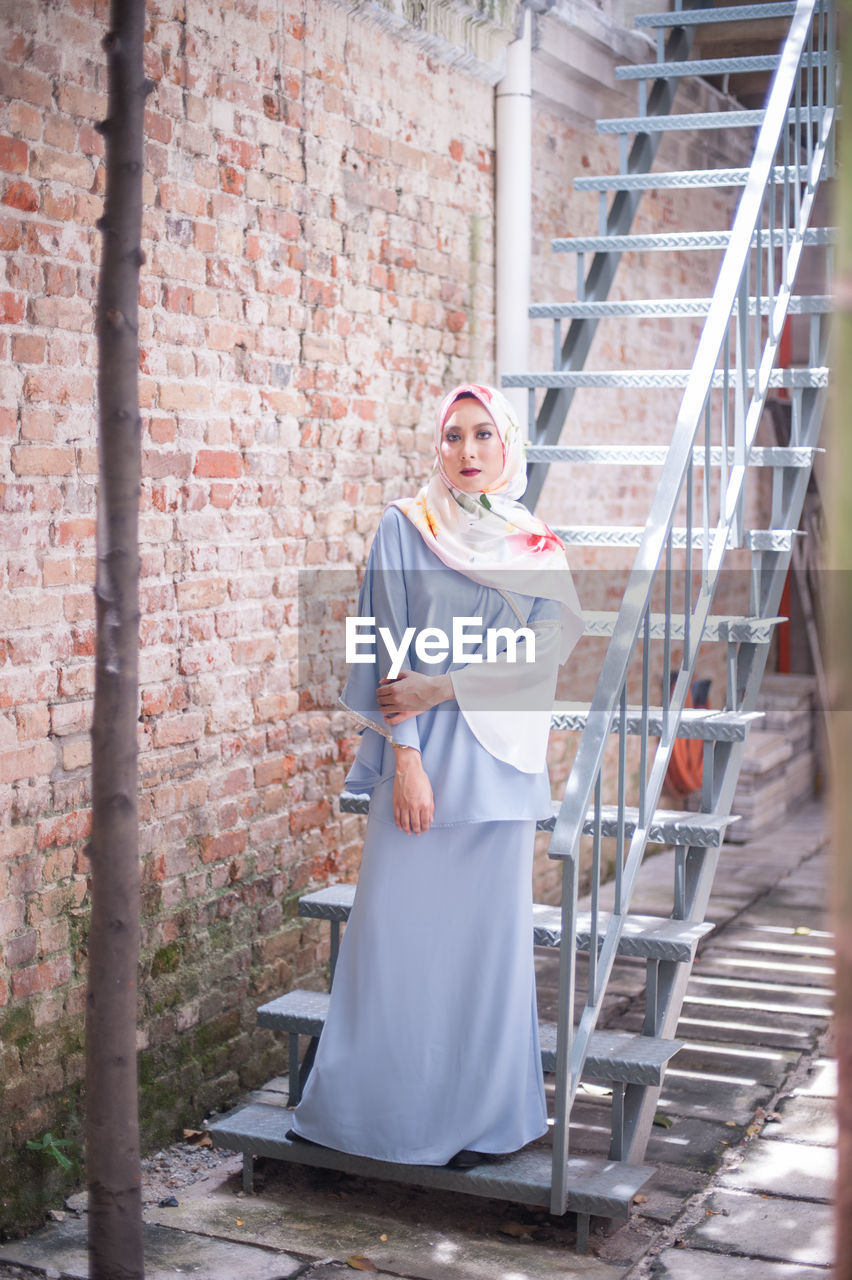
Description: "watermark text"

(345, 616), (536, 678)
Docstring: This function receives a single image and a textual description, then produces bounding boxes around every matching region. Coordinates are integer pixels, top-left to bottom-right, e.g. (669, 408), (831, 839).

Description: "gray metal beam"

(522, 12), (712, 511)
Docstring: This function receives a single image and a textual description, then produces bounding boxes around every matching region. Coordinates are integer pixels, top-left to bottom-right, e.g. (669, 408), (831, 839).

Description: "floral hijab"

(392, 383), (583, 661)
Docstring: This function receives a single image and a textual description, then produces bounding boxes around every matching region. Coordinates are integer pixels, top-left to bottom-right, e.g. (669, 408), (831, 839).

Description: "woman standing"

(290, 384), (583, 1167)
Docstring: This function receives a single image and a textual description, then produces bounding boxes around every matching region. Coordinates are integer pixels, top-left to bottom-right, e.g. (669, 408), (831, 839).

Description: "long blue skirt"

(290, 814), (548, 1165)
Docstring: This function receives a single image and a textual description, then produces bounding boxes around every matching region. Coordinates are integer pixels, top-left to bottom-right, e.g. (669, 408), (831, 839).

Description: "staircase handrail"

(548, 0), (835, 1214)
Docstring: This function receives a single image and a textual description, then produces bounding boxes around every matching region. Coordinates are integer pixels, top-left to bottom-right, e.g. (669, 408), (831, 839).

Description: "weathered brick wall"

(0, 0), (504, 1230)
(1, 0), (769, 1234)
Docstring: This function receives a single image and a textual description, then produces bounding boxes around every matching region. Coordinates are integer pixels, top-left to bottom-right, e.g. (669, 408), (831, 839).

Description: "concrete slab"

(794, 1058), (837, 1098)
(761, 1094), (837, 1146)
(684, 1189), (834, 1266)
(717, 1138), (836, 1202)
(632, 1165), (707, 1225)
(144, 1173), (628, 1280)
(658, 1071), (774, 1127)
(682, 975), (832, 1021)
(692, 955), (834, 990)
(760, 884), (832, 911)
(671, 1039), (799, 1087)
(652, 1246), (830, 1279)
(673, 1011), (819, 1053)
(730, 913), (832, 941)
(645, 1113), (746, 1171)
(0, 1217), (302, 1280)
(704, 925), (834, 959)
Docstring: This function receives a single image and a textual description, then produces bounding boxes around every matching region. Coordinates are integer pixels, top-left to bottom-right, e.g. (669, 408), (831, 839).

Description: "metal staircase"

(209, 0), (836, 1247)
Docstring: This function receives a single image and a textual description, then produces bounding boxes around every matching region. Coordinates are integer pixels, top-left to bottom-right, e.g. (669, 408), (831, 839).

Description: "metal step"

(530, 295), (832, 320)
(257, 993), (683, 1087)
(582, 611), (781, 643)
(635, 2), (799, 29)
(615, 52), (827, 81)
(504, 367), (828, 390)
(533, 905), (714, 962)
(574, 165), (799, 192)
(298, 883), (716, 960)
(208, 1102), (655, 1217)
(550, 701), (760, 740)
(524, 444), (817, 468)
(552, 228), (835, 254)
(339, 793), (737, 845)
(597, 107), (797, 134)
(538, 1025), (682, 1084)
(552, 525), (797, 550)
(258, 988), (329, 1035)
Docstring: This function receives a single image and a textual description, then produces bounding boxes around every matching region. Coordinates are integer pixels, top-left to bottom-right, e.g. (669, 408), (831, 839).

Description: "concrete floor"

(0, 801), (835, 1280)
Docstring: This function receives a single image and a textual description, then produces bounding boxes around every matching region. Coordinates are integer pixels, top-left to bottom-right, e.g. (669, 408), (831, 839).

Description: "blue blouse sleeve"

(339, 509), (421, 752)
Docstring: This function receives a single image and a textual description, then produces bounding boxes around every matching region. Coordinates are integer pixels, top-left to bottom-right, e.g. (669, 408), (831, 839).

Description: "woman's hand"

(392, 747), (434, 835)
(377, 671), (453, 724)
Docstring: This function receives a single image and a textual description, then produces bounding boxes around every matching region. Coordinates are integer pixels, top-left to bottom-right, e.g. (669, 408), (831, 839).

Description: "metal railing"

(548, 0), (836, 1215)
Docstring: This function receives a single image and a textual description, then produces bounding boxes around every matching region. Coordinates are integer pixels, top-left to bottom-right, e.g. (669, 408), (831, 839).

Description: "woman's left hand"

(377, 671), (453, 724)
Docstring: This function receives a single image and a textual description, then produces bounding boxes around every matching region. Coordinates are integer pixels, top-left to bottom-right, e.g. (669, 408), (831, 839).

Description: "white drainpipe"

(495, 6), (532, 435)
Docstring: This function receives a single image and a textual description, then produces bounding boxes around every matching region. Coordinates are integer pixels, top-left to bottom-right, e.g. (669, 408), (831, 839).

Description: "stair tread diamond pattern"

(208, 1103), (655, 1215)
(298, 884), (715, 961)
(256, 991), (684, 1085)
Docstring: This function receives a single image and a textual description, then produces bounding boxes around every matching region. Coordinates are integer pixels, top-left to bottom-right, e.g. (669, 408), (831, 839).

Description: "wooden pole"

(86, 2), (148, 1276)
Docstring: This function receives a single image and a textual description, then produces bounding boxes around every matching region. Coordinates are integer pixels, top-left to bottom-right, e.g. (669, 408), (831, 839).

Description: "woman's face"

(439, 398), (504, 493)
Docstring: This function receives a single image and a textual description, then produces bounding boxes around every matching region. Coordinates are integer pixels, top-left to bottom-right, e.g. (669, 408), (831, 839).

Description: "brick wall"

(1, 0), (760, 1234)
(0, 0), (504, 1230)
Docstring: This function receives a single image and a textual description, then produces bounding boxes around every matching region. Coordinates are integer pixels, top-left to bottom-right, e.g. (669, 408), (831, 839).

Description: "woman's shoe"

(286, 1128), (321, 1147)
(445, 1148), (486, 1169)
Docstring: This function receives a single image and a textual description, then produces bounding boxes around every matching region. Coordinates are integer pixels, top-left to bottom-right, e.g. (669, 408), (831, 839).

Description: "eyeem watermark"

(345, 616), (536, 679)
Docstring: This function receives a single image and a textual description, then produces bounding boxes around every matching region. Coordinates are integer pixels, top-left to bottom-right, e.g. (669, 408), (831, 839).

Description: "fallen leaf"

(725, 1120), (737, 1127)
(379, 1234), (388, 1242)
(183, 1128), (212, 1147)
(499, 1222), (530, 1237)
(653, 1112), (672, 1129)
(347, 1257), (378, 1272)
(236, 1218), (244, 1227)
(794, 926), (812, 935)
(633, 1194), (648, 1204)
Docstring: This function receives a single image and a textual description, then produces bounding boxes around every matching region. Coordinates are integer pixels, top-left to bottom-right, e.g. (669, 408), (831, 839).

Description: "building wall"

(1, 0), (756, 1232)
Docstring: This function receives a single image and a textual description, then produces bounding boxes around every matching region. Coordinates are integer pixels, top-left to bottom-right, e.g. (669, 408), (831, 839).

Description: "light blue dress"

(291, 507), (556, 1164)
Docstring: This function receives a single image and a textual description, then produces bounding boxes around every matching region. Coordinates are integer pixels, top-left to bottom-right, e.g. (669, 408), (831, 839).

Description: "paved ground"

(0, 801), (835, 1280)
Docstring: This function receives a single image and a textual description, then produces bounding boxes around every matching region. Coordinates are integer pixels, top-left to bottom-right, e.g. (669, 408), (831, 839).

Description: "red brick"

(23, 369), (94, 405)
(193, 450), (242, 479)
(230, 636), (276, 665)
(56, 517), (95, 545)
(11, 955), (72, 1000)
(4, 930), (38, 969)
(289, 799), (332, 835)
(1, 179), (37, 211)
(0, 136), (28, 173)
(152, 711), (205, 748)
(36, 809), (91, 850)
(0, 215), (22, 251)
(175, 577), (228, 610)
(15, 703), (50, 741)
(219, 164), (245, 195)
(11, 334), (45, 364)
(62, 738), (91, 771)
(199, 829), (248, 864)
(158, 382), (211, 411)
(253, 755), (296, 787)
(0, 741), (56, 785)
(49, 700), (92, 737)
(0, 292), (25, 324)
